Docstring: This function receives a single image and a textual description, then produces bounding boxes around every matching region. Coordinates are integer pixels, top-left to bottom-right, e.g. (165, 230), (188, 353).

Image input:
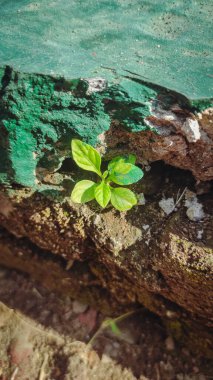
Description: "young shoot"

(71, 139), (144, 212)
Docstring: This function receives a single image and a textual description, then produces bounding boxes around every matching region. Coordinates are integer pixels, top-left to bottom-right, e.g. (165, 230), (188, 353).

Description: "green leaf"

(111, 187), (137, 211)
(109, 162), (144, 185)
(71, 139), (102, 176)
(71, 180), (96, 203)
(95, 181), (111, 208)
(102, 170), (109, 179)
(108, 154), (136, 172)
(112, 162), (132, 175)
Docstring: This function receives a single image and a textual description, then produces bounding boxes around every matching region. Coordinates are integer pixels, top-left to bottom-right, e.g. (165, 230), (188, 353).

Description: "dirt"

(0, 162), (212, 361)
(0, 266), (211, 380)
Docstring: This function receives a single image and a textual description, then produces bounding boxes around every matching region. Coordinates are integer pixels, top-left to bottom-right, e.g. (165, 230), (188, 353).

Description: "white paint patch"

(184, 191), (205, 221)
(159, 197), (175, 215)
(181, 118), (201, 143)
(84, 78), (107, 95)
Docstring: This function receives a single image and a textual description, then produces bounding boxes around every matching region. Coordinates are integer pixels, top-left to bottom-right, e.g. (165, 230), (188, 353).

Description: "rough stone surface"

(0, 266), (211, 380)
(0, 0), (212, 366)
(0, 164), (212, 356)
(0, 302), (141, 380)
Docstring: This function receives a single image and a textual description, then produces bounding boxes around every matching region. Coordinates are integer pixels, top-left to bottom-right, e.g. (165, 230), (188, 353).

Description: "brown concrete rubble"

(103, 107), (213, 182)
(0, 163), (212, 357)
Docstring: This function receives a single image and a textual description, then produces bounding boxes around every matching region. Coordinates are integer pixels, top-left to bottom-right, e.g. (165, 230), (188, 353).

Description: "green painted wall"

(0, 67), (159, 186)
(0, 1), (212, 187)
(0, 0), (212, 99)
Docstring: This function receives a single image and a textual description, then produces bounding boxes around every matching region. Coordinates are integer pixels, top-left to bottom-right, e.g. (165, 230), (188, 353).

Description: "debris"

(142, 224), (149, 231)
(159, 188), (187, 216)
(137, 193), (146, 205)
(10, 367), (19, 380)
(84, 78), (107, 95)
(197, 230), (203, 239)
(78, 308), (97, 332)
(159, 197), (175, 215)
(66, 260), (74, 271)
(73, 300), (88, 314)
(39, 354), (49, 380)
(185, 191), (205, 221)
(165, 336), (175, 351)
(181, 118), (201, 143)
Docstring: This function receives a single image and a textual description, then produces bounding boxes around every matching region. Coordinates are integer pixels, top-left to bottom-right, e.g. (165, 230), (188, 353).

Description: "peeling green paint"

(0, 66), (158, 186)
(0, 0), (212, 186)
(0, 65), (212, 187)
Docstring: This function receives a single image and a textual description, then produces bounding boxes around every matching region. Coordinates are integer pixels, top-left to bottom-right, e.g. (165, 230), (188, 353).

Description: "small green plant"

(71, 139), (144, 211)
(87, 310), (139, 347)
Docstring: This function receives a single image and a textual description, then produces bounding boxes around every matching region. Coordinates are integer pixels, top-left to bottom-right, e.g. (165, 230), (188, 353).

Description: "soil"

(0, 162), (212, 360)
(0, 266), (211, 380)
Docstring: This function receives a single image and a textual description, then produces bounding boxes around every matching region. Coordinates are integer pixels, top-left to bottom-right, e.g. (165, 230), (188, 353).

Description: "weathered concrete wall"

(0, 163), (212, 356)
(0, 0), (212, 360)
(0, 66), (212, 187)
(0, 1), (212, 185)
(0, 66), (157, 186)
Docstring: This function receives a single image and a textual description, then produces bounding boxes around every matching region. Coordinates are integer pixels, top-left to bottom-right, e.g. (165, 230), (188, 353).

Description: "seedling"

(71, 139), (144, 212)
(87, 310), (136, 347)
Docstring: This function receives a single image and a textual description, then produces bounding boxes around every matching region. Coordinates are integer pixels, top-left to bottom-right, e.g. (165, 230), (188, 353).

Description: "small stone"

(113, 342), (120, 348)
(186, 204), (205, 222)
(72, 300), (88, 314)
(192, 366), (199, 373)
(197, 230), (203, 239)
(165, 336), (175, 351)
(181, 118), (201, 142)
(181, 348), (190, 356)
(166, 310), (177, 318)
(185, 191), (205, 221)
(159, 197), (175, 215)
(64, 309), (73, 321)
(138, 193), (146, 205)
(117, 329), (136, 344)
(66, 260), (74, 271)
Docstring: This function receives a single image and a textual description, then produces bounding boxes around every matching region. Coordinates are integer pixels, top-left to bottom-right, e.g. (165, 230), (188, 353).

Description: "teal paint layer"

(0, 67), (158, 186)
(0, 0), (212, 100)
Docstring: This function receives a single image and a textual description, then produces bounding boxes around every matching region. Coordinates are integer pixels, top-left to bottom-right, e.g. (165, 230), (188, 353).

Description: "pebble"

(159, 197), (175, 215)
(193, 366), (199, 373)
(64, 309), (73, 321)
(138, 193), (146, 205)
(165, 336), (175, 351)
(72, 300), (88, 314)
